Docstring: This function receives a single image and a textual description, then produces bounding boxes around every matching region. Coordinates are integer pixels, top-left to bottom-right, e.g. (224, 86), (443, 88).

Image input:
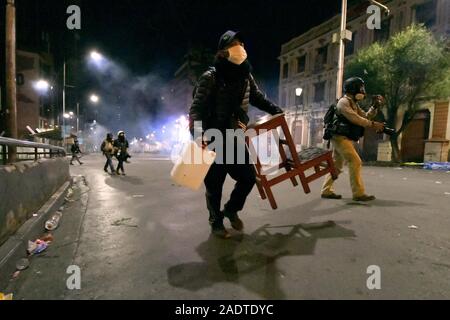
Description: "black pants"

(204, 161), (256, 223)
(116, 158), (125, 173)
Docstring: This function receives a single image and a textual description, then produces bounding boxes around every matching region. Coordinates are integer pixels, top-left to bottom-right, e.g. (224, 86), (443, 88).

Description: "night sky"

(80, 0), (341, 86)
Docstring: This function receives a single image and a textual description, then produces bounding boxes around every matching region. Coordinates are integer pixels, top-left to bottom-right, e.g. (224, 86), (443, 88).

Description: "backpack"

(323, 103), (337, 143)
(323, 97), (365, 145)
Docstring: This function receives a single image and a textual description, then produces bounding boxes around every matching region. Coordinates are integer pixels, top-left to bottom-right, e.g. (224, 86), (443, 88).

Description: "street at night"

(2, 155), (450, 300)
(1, 0), (450, 309)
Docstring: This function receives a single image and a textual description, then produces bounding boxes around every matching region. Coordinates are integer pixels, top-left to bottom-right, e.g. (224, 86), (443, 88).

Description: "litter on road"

(45, 212), (63, 231)
(408, 225), (419, 230)
(27, 239), (49, 255)
(15, 258), (30, 271)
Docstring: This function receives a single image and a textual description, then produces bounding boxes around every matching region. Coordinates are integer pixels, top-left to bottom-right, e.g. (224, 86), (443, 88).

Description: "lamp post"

(292, 88), (304, 148)
(336, 0), (349, 101)
(5, 0), (17, 162)
(334, 0), (389, 100)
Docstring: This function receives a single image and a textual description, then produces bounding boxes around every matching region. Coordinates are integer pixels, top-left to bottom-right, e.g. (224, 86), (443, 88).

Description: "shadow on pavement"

(167, 221), (356, 299)
(345, 199), (425, 208)
(105, 175), (145, 187)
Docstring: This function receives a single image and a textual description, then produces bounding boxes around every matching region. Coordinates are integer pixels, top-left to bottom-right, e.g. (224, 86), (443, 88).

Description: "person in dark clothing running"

(189, 30), (284, 239)
(101, 133), (116, 174)
(70, 139), (83, 165)
(114, 131), (130, 176)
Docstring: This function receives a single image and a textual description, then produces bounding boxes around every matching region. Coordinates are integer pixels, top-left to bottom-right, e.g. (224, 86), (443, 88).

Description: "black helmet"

(218, 30), (244, 51)
(344, 77), (365, 95)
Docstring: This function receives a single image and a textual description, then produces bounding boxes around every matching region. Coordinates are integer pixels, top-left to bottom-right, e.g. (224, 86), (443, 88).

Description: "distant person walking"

(70, 139), (83, 165)
(101, 133), (116, 174)
(114, 131), (130, 176)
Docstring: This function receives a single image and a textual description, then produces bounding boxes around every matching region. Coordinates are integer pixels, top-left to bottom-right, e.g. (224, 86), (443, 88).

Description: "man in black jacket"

(189, 31), (284, 239)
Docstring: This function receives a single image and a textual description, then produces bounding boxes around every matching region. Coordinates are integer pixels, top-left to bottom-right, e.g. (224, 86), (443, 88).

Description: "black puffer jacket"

(189, 67), (283, 134)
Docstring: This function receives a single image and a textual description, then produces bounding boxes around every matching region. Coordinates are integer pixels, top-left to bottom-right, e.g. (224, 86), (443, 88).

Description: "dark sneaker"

(321, 193), (343, 200)
(353, 195), (376, 202)
(223, 210), (244, 232)
(104, 168), (108, 173)
(211, 224), (231, 239)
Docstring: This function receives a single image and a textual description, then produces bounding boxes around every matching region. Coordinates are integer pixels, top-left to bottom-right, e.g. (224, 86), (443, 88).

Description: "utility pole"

(336, 0), (348, 101)
(5, 0), (17, 161)
(62, 61), (66, 149)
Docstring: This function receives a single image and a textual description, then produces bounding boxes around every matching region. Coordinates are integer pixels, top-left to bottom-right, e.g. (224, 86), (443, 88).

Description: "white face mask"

(227, 45), (248, 65)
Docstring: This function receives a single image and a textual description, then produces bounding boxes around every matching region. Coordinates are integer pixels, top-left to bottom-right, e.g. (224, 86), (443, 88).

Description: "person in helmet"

(101, 133), (116, 174)
(321, 77), (385, 202)
(114, 131), (130, 176)
(189, 30), (284, 239)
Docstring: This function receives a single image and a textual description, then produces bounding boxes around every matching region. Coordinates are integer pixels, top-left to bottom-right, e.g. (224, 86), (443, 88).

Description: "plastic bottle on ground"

(45, 212), (63, 231)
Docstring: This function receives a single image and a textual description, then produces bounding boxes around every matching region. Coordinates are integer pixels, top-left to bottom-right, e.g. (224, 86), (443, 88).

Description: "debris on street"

(45, 212), (63, 231)
(15, 258), (30, 271)
(408, 225), (419, 230)
(27, 239), (49, 255)
(424, 162), (450, 171)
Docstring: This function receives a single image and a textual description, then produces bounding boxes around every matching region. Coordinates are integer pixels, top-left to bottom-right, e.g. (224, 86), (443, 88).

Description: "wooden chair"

(245, 114), (338, 210)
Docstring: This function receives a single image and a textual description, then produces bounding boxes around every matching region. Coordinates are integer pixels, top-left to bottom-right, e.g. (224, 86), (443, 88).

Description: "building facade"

(16, 49), (55, 138)
(279, 0), (450, 161)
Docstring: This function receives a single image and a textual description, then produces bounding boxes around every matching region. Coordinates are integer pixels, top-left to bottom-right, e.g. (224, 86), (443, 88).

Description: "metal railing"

(0, 137), (66, 165)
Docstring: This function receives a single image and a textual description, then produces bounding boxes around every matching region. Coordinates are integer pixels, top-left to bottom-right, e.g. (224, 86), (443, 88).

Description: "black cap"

(218, 30), (243, 51)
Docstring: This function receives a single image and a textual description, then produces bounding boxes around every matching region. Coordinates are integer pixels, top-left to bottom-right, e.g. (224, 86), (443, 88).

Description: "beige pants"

(321, 135), (366, 198)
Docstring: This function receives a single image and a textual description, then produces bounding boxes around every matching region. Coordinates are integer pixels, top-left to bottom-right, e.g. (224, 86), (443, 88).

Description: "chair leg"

(298, 171), (311, 194)
(256, 179), (267, 200)
(264, 185), (278, 210)
(290, 175), (298, 187)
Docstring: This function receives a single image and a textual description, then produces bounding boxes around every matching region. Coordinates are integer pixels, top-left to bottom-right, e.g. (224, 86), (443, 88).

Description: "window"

(297, 55), (306, 73)
(415, 0), (437, 28)
(345, 32), (357, 56)
(374, 19), (391, 43)
(314, 45), (328, 72)
(314, 81), (326, 103)
(282, 63), (289, 79)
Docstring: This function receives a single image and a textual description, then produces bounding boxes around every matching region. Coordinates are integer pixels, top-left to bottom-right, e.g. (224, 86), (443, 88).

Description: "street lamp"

(90, 51), (103, 63)
(34, 79), (50, 92)
(90, 94), (99, 104)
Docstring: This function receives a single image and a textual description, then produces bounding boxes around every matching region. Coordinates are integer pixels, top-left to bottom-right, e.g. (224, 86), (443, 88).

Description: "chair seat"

(296, 147), (331, 163)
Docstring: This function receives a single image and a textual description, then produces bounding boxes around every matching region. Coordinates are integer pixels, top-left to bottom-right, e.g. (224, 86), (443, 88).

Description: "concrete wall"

(0, 158), (70, 245)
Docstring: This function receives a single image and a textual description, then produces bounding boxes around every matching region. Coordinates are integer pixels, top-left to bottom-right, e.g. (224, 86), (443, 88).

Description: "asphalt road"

(4, 154), (450, 300)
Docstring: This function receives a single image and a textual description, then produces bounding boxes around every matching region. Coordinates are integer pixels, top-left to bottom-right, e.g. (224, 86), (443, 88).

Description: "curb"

(0, 179), (72, 290)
